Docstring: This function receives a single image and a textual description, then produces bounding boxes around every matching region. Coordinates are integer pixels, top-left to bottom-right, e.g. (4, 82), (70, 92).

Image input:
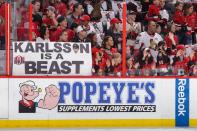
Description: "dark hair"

(32, 0), (41, 5)
(102, 36), (112, 48)
(70, 23), (78, 30)
(87, 33), (96, 42)
(73, 3), (82, 12)
(156, 24), (160, 28)
(40, 25), (48, 39)
(158, 41), (166, 47)
(175, 2), (183, 8)
(184, 3), (193, 15)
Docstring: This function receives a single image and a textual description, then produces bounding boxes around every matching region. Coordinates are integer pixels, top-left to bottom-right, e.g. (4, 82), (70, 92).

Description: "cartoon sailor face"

(19, 81), (39, 101)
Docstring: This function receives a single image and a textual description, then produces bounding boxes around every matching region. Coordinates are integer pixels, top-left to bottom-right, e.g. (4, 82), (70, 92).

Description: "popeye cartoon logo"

(19, 81), (60, 113)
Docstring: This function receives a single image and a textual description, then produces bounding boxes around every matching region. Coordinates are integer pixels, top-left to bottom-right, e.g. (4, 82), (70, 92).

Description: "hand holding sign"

(38, 85), (60, 110)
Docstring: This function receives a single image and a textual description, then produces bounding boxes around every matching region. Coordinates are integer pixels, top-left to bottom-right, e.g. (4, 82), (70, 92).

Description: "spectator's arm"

(52, 17), (58, 27)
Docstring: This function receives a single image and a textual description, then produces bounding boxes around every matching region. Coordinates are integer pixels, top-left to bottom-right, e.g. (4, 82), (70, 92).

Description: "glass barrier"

(5, 0), (197, 77)
(125, 0), (197, 77)
(11, 0), (125, 77)
(0, 1), (5, 75)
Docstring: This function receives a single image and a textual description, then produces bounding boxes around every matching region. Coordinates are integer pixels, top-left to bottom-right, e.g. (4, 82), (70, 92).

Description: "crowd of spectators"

(0, 0), (5, 50)
(0, 0), (197, 76)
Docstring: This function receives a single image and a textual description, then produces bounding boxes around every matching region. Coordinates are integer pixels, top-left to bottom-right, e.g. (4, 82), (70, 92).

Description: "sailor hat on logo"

(19, 80), (37, 90)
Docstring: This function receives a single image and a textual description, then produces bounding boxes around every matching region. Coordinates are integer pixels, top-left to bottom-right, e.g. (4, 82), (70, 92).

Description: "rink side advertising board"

(12, 42), (92, 76)
(0, 78), (197, 128)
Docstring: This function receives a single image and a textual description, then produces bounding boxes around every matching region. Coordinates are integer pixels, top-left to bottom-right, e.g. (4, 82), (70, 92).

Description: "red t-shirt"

(164, 33), (179, 48)
(51, 27), (63, 41)
(185, 12), (197, 31)
(174, 56), (189, 73)
(43, 17), (56, 26)
(55, 2), (67, 16)
(146, 4), (160, 22)
(113, 64), (122, 74)
(173, 10), (186, 26)
(92, 47), (100, 58)
(103, 48), (117, 59)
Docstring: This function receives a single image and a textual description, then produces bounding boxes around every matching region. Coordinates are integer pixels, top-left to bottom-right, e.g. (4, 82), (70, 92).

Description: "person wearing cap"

(19, 80), (60, 113)
(43, 6), (58, 27)
(73, 26), (88, 42)
(126, 10), (141, 46)
(106, 18), (122, 51)
(172, 44), (189, 75)
(78, 15), (96, 35)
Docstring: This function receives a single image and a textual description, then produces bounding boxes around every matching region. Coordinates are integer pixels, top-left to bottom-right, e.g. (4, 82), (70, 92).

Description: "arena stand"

(1, 0), (197, 129)
(0, 0), (7, 75)
(0, 0), (197, 77)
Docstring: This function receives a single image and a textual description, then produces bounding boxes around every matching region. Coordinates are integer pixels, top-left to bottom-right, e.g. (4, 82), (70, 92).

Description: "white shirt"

(36, 37), (50, 42)
(91, 21), (110, 34)
(77, 24), (96, 35)
(126, 21), (141, 34)
(135, 32), (163, 49)
(111, 1), (123, 19)
(90, 21), (110, 46)
(159, 9), (169, 21)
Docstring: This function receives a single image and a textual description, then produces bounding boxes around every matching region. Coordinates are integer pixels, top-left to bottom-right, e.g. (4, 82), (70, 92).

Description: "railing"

(0, 1), (196, 78)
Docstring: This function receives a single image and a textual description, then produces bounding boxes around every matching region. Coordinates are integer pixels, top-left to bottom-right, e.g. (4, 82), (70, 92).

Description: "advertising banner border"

(0, 77), (197, 128)
(0, 119), (175, 128)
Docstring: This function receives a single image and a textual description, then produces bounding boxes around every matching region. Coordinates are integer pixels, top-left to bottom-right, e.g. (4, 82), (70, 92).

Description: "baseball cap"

(47, 6), (55, 13)
(176, 45), (185, 51)
(110, 18), (121, 25)
(19, 80), (37, 90)
(81, 15), (90, 21)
